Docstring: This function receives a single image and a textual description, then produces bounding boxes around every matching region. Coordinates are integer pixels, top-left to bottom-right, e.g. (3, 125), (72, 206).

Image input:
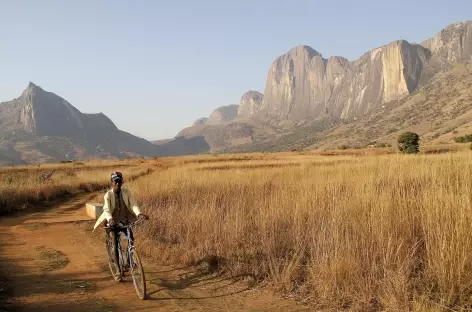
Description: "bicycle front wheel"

(129, 249), (146, 299)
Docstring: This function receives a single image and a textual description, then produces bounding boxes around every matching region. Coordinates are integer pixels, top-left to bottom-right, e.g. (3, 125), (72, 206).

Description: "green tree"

(398, 132), (420, 154)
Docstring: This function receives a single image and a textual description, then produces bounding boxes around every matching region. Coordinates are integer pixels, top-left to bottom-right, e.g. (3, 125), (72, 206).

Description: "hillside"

(2, 21), (472, 164)
(316, 63), (472, 149)
(166, 21), (472, 153)
(226, 64), (472, 152)
(0, 83), (207, 165)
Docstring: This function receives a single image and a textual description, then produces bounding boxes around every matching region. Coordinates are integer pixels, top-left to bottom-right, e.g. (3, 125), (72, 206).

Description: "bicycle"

(104, 219), (146, 299)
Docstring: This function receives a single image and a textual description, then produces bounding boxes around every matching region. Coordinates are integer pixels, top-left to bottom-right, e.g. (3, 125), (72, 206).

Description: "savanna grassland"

(0, 159), (158, 215)
(3, 149), (472, 311)
(129, 151), (472, 311)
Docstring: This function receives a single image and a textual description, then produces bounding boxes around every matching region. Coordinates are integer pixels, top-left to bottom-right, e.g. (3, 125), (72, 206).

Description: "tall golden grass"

(4, 151), (472, 309)
(0, 159), (157, 215)
(120, 152), (472, 311)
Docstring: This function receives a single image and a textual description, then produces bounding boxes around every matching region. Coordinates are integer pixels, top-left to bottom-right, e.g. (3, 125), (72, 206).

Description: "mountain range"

(0, 83), (209, 165)
(0, 21), (471, 165)
(174, 21), (472, 152)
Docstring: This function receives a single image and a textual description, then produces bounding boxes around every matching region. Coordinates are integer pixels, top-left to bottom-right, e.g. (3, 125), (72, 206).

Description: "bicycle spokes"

(129, 250), (146, 299)
(105, 223), (146, 299)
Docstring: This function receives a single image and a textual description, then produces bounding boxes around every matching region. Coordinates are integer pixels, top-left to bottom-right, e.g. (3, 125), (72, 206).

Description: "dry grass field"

(0, 159), (158, 215)
(4, 148), (472, 310)
(131, 151), (472, 311)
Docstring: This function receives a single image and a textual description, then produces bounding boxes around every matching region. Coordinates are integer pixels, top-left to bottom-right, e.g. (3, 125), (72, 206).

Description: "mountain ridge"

(167, 21), (472, 153)
(0, 83), (209, 165)
(2, 21), (472, 165)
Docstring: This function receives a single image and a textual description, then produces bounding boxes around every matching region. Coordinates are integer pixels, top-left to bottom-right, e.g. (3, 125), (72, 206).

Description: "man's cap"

(111, 172), (123, 182)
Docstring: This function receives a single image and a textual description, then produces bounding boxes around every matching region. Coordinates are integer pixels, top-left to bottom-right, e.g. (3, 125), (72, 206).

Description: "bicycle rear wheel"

(129, 249), (146, 299)
(106, 234), (122, 282)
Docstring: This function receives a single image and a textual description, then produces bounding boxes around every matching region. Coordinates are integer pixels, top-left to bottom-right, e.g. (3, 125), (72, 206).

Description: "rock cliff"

(260, 41), (430, 120)
(237, 91), (264, 117)
(422, 21), (472, 63)
(169, 21), (472, 154)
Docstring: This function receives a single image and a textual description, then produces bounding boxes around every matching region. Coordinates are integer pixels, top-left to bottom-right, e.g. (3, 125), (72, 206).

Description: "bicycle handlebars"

(102, 217), (146, 230)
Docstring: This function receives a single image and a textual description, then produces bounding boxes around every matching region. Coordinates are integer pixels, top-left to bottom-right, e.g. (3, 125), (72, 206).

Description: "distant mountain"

(0, 83), (209, 165)
(189, 105), (239, 127)
(164, 21), (472, 153)
(3, 21), (471, 165)
(226, 63), (472, 152)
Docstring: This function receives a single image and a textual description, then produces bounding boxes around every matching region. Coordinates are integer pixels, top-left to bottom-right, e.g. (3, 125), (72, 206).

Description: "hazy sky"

(0, 1), (470, 140)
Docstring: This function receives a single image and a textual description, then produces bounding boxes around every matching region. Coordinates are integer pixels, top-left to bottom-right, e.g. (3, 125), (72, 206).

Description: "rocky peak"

(27, 81), (40, 89)
(421, 21), (472, 63)
(260, 38), (431, 120)
(262, 44), (329, 119)
(287, 45), (322, 59)
(21, 81), (42, 99)
(238, 91), (264, 117)
(193, 117), (208, 126)
(206, 104), (239, 125)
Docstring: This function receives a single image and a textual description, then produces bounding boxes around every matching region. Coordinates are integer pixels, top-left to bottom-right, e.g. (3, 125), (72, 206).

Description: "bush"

(398, 132), (420, 154)
(454, 134), (472, 143)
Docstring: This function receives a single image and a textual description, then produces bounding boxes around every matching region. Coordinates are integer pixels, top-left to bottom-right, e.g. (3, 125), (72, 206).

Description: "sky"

(0, 1), (471, 140)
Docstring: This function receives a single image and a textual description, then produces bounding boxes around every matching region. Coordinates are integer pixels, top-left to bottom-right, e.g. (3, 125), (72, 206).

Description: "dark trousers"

(106, 226), (134, 267)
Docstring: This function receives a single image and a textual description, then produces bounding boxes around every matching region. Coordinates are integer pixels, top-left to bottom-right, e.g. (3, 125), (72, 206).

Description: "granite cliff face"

(259, 21), (472, 121)
(170, 21), (472, 154)
(422, 21), (472, 63)
(237, 91), (264, 118)
(260, 41), (430, 120)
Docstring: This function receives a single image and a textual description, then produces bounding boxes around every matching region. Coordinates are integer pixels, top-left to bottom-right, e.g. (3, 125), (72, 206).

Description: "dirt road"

(0, 193), (309, 311)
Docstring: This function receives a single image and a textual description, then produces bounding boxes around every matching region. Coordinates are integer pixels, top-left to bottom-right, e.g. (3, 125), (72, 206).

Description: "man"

(93, 172), (148, 271)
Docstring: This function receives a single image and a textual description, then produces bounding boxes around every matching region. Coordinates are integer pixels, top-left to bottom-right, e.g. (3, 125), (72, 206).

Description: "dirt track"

(0, 193), (309, 311)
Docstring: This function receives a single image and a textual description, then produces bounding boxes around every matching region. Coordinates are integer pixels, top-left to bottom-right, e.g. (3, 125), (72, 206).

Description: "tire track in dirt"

(0, 193), (309, 311)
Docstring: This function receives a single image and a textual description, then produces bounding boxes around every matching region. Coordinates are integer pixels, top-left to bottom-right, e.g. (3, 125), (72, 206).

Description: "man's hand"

(138, 214), (149, 221)
(108, 219), (116, 227)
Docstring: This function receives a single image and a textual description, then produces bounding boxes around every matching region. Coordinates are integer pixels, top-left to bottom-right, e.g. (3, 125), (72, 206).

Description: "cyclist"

(93, 172), (148, 271)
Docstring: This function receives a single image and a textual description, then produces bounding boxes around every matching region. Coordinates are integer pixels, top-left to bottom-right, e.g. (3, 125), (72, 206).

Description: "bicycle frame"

(104, 218), (147, 299)
(105, 219), (143, 271)
(116, 226), (135, 269)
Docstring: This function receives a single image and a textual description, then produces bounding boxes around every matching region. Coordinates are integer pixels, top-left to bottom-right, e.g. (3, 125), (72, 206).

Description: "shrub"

(454, 134), (472, 143)
(398, 132), (420, 154)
